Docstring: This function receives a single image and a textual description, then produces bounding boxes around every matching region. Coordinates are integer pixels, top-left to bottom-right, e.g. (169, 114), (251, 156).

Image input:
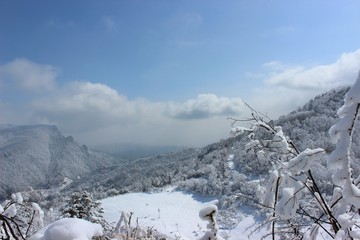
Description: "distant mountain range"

(91, 143), (185, 160)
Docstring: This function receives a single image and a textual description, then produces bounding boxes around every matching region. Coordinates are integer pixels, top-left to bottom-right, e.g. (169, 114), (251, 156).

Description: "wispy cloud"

(274, 26), (298, 35)
(102, 16), (117, 32)
(180, 13), (203, 26)
(172, 40), (206, 48)
(263, 25), (299, 37)
(169, 13), (204, 49)
(45, 19), (58, 28)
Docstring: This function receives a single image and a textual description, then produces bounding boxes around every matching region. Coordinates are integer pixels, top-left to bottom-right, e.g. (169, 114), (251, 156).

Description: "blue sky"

(1, 0), (360, 147)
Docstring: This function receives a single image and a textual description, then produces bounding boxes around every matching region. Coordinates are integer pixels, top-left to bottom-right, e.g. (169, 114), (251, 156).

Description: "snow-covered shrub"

(111, 210), (168, 240)
(0, 192), (45, 239)
(115, 211), (132, 238)
(199, 205), (223, 240)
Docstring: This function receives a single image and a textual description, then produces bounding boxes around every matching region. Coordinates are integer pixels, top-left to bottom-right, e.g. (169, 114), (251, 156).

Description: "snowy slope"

(96, 87), (359, 239)
(71, 88), (358, 201)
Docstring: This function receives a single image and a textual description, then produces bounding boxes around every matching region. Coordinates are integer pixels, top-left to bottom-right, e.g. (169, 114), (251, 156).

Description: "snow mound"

(28, 218), (103, 240)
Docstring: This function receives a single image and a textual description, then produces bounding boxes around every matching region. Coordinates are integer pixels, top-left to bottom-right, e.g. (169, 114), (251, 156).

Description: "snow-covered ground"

(229, 215), (269, 239)
(101, 188), (268, 239)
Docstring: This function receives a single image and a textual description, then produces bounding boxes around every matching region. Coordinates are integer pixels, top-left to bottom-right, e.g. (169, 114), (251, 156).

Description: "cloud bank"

(248, 49), (360, 118)
(265, 49), (360, 90)
(1, 49), (359, 147)
(166, 94), (244, 120)
(0, 60), (244, 146)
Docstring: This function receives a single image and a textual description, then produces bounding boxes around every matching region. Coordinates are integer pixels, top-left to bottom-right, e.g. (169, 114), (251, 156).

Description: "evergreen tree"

(61, 191), (107, 229)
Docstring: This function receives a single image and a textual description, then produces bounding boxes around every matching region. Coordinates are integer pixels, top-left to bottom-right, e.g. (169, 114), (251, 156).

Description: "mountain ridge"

(0, 124), (115, 199)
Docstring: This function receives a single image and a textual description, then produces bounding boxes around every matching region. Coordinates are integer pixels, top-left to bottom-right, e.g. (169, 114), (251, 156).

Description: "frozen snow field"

(101, 189), (220, 239)
(101, 188), (270, 239)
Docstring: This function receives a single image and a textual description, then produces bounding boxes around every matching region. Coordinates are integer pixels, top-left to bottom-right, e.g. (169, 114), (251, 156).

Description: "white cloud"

(0, 58), (57, 91)
(31, 81), (160, 131)
(166, 94), (244, 120)
(264, 49), (360, 90)
(247, 49), (360, 118)
(2, 49), (359, 147)
(23, 80), (233, 146)
(0, 59), (243, 147)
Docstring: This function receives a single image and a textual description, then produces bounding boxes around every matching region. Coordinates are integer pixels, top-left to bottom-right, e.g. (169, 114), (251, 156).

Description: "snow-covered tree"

(326, 71), (360, 239)
(61, 191), (108, 230)
(230, 72), (360, 239)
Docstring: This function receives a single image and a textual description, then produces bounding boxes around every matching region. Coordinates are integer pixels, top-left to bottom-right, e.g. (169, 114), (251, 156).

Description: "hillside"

(2, 87), (353, 203)
(0, 124), (115, 199)
(62, 86), (360, 229)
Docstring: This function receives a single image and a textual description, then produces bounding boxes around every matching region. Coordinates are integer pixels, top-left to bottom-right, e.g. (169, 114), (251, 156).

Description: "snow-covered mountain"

(54, 86), (360, 239)
(64, 86), (360, 214)
(2, 86), (360, 239)
(3, 87), (356, 205)
(0, 124), (115, 199)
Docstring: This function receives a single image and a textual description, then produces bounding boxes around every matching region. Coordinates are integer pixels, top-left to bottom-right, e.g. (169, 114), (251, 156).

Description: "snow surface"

(101, 188), (268, 239)
(230, 216), (269, 239)
(101, 188), (218, 239)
